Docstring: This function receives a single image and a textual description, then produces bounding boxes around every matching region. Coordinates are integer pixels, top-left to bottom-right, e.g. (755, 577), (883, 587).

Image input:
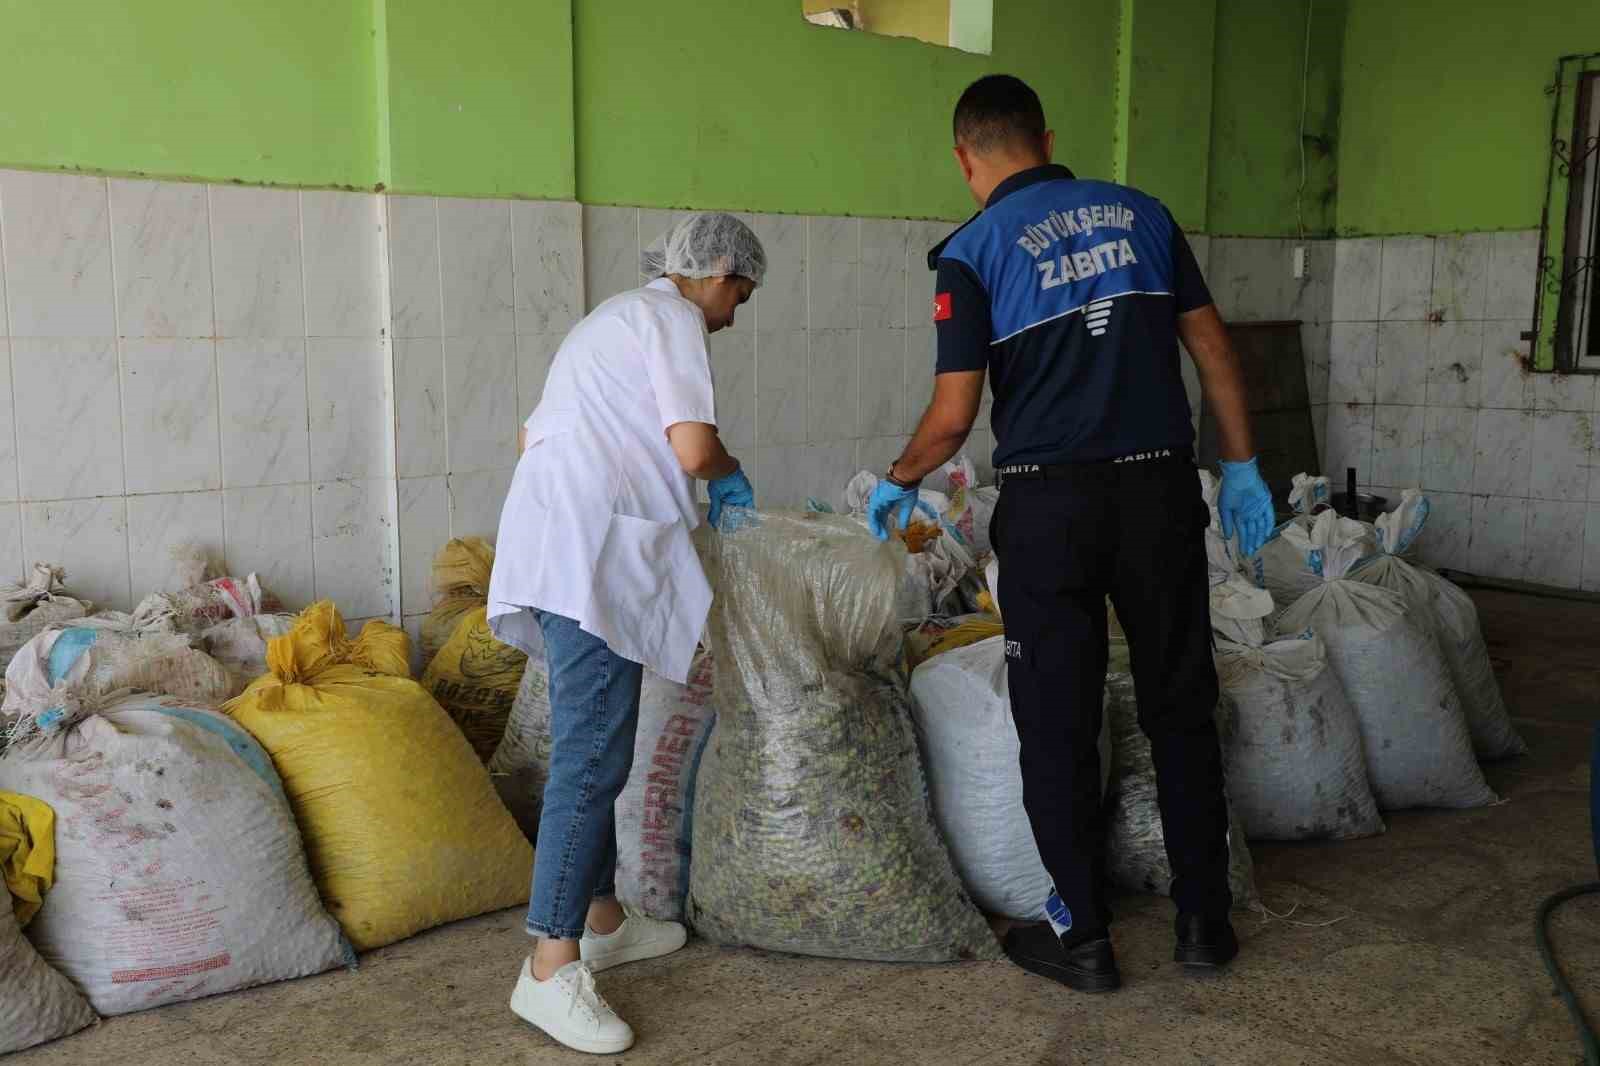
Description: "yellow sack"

(419, 538), (495, 669)
(924, 618), (1005, 662)
(904, 615), (1005, 670)
(0, 792), (55, 927)
(225, 601), (532, 952)
(422, 606), (526, 763)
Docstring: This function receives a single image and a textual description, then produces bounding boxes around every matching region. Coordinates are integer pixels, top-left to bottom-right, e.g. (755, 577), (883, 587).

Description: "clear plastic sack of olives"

(687, 511), (999, 962)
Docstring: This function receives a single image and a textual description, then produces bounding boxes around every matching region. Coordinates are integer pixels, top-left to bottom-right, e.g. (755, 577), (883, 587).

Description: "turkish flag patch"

(933, 292), (953, 322)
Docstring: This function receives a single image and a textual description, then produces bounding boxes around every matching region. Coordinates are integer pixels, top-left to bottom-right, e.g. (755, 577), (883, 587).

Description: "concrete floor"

(13, 588), (1598, 1065)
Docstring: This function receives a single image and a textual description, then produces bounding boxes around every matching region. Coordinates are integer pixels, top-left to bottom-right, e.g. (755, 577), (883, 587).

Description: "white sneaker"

(509, 959), (635, 1055)
(580, 913), (689, 973)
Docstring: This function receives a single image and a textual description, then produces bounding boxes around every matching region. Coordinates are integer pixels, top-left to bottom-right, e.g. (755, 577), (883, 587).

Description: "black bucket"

(1330, 491), (1388, 523)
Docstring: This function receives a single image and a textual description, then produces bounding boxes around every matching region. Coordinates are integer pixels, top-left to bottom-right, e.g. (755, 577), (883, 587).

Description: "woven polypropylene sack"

(840, 473), (977, 622)
(225, 602), (532, 952)
(0, 694), (349, 1016)
(421, 606), (527, 762)
(1349, 558), (1525, 760)
(199, 614), (296, 694)
(420, 538), (495, 668)
(614, 651), (717, 921)
(1, 881), (96, 1054)
(131, 571), (282, 635)
(0, 565), (90, 672)
(1102, 670), (1258, 907)
(1214, 633), (1385, 840)
(909, 635), (1111, 921)
(3, 623), (236, 725)
(488, 625), (550, 778)
(1277, 580), (1496, 810)
(1350, 490), (1524, 759)
(687, 512), (997, 962)
(488, 635), (714, 920)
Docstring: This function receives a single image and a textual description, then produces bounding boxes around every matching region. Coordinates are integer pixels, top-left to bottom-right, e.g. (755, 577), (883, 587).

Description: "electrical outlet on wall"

(1292, 245), (1306, 279)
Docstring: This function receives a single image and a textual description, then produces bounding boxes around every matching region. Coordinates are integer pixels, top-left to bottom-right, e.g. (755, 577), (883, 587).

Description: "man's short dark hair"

(953, 74), (1048, 155)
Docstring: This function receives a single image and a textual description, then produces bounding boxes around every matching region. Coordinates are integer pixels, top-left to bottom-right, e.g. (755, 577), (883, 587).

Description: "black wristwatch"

(885, 463), (922, 490)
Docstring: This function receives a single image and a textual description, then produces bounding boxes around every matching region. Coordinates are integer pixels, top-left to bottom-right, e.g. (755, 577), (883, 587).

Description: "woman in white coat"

(489, 213), (764, 1055)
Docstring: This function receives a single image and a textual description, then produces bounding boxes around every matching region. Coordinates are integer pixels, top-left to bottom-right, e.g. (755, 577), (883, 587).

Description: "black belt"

(997, 448), (1191, 486)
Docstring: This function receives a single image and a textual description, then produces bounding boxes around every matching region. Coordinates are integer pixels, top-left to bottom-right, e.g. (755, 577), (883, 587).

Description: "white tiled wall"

(386, 196), (582, 639)
(1322, 231), (1600, 590)
(13, 164), (1585, 608)
(0, 166), (979, 628)
(1211, 227), (1597, 591)
(0, 168), (589, 622)
(580, 208), (983, 508)
(0, 170), (395, 613)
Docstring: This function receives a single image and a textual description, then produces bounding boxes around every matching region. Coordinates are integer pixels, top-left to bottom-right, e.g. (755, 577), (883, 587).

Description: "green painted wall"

(1115, 0), (1217, 231)
(1206, 0), (1345, 237)
(572, 0), (1119, 220)
(1336, 0), (1600, 235)
(0, 0), (378, 188)
(382, 0), (575, 198)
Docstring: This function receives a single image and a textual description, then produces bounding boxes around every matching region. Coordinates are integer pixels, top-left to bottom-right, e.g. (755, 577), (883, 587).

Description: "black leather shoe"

(1174, 913), (1239, 969)
(1003, 924), (1122, 993)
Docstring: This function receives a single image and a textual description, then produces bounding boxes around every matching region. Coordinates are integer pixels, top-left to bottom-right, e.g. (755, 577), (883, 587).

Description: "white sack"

(1350, 490), (1526, 759)
(198, 614), (297, 694)
(0, 565), (90, 671)
(909, 636), (1110, 921)
(1214, 632), (1385, 840)
(0, 694), (350, 1016)
(0, 883), (97, 1054)
(1277, 512), (1496, 811)
(3, 623), (234, 724)
(1103, 671), (1258, 906)
(614, 651), (717, 921)
(130, 570), (281, 635)
(841, 471), (980, 619)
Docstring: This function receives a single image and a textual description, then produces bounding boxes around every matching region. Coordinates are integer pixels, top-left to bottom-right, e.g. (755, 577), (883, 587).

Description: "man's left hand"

(1218, 457), (1274, 557)
(867, 480), (925, 541)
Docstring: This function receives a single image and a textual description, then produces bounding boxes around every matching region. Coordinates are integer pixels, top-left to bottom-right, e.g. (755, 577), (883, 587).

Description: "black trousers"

(992, 456), (1232, 934)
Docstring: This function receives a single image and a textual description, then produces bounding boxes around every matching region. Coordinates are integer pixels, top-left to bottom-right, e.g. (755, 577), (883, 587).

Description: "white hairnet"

(641, 212), (766, 286)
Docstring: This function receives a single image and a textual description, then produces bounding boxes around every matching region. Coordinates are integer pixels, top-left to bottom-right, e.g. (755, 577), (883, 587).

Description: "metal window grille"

(1539, 55), (1600, 372)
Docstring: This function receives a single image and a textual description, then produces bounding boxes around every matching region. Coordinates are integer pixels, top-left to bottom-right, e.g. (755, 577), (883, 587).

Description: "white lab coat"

(487, 278), (717, 684)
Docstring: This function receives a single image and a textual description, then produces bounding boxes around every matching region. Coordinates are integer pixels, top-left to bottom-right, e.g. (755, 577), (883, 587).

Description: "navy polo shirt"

(930, 164), (1212, 467)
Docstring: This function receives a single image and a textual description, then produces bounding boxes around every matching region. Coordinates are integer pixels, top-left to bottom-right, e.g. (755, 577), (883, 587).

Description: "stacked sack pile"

(0, 548), (542, 1054)
(1218, 472), (1517, 836)
(901, 465), (1521, 936)
(0, 572), (354, 1029)
(418, 538), (528, 763)
(1241, 470), (1516, 797)
(481, 454), (1007, 940)
(909, 553), (1260, 924)
(565, 453), (1266, 957)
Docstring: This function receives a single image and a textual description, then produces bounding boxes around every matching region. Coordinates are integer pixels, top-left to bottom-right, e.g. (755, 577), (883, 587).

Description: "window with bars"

(1561, 72), (1600, 367)
(1542, 56), (1600, 372)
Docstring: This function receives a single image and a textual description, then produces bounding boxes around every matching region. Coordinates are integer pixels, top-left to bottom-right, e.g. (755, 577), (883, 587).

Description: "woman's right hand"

(707, 468), (755, 529)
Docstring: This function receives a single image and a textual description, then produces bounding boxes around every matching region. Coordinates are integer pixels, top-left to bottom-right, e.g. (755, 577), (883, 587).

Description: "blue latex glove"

(707, 468), (755, 530)
(866, 479), (936, 541)
(1218, 457), (1275, 558)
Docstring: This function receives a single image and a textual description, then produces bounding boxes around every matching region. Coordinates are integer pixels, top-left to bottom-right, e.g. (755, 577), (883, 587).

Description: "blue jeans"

(525, 610), (643, 940)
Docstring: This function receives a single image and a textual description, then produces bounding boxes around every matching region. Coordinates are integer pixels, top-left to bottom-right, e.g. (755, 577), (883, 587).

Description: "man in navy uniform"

(867, 74), (1274, 992)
